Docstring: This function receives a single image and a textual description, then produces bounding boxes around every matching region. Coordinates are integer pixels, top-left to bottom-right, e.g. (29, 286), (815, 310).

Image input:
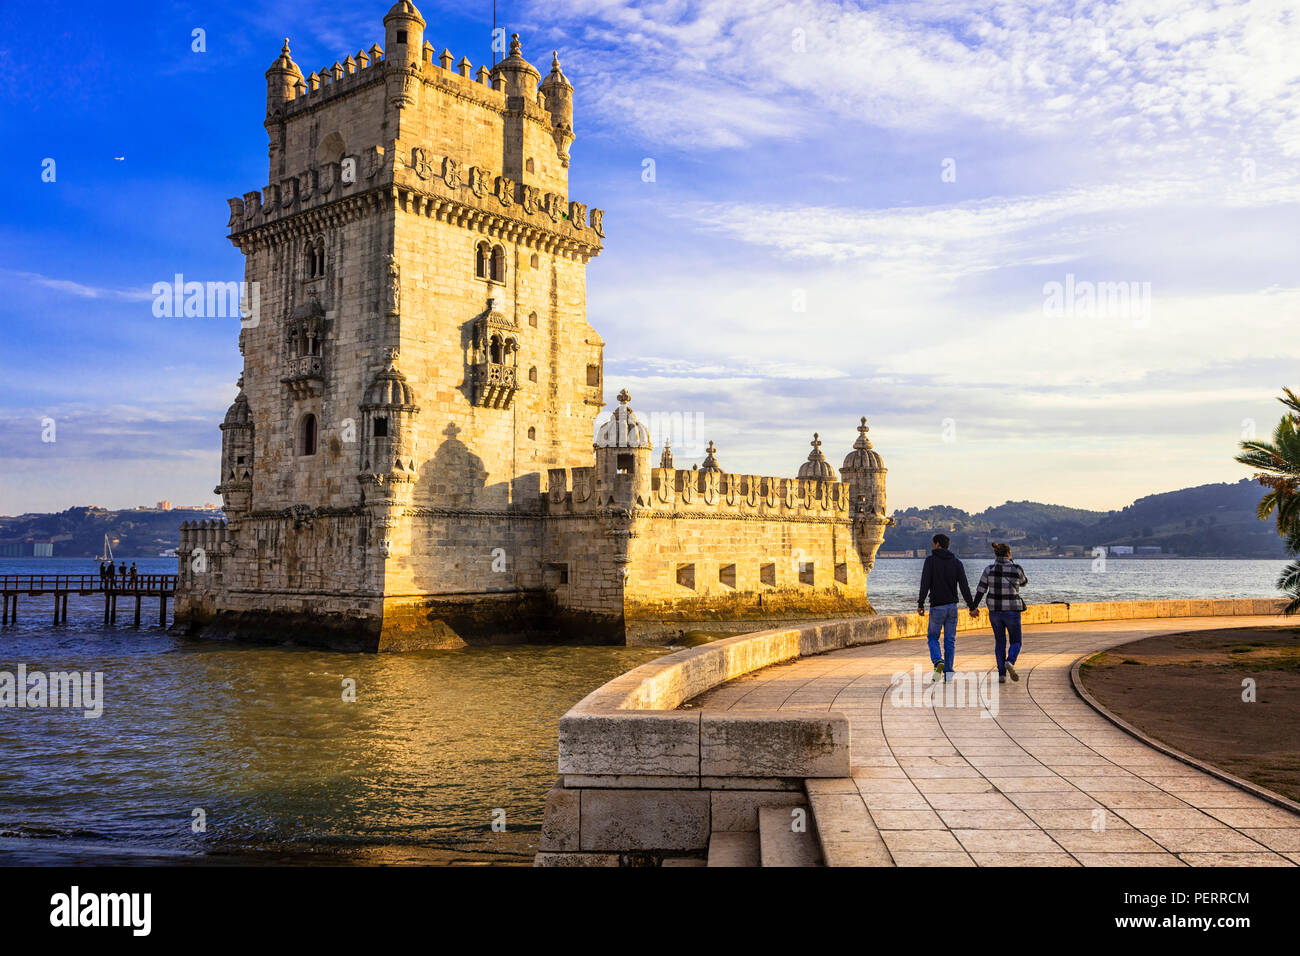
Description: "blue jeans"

(989, 610), (1022, 676)
(926, 604), (958, 676)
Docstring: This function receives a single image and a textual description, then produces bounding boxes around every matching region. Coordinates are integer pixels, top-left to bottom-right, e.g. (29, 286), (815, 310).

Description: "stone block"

(558, 711), (700, 776)
(700, 712), (850, 778)
(578, 789), (711, 852)
(1209, 599), (1236, 616)
(540, 785), (580, 851)
(710, 790), (807, 832)
(563, 774), (699, 789)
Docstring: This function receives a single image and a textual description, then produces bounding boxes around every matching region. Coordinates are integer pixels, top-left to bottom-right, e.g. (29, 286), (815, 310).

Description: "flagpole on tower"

(492, 0), (498, 66)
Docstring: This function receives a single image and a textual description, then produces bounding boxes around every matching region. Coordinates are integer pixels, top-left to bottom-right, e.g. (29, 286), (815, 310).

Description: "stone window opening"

(760, 562), (776, 587)
(799, 561), (815, 586)
(586, 363), (600, 387)
(528, 366), (537, 382)
(527, 426), (536, 440)
(396, 30), (407, 44)
(475, 241), (490, 279)
(489, 334), (504, 364)
(528, 311), (538, 327)
(299, 414), (318, 456)
(306, 240), (325, 279)
(719, 564), (736, 589)
(373, 416), (388, 438)
(835, 563), (848, 585)
(676, 563), (695, 590)
(530, 253), (539, 268)
(616, 453), (633, 475)
(490, 244), (506, 282)
(526, 158), (535, 173)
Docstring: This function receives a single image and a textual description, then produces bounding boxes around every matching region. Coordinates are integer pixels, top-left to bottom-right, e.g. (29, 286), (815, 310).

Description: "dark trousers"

(989, 610), (1022, 676)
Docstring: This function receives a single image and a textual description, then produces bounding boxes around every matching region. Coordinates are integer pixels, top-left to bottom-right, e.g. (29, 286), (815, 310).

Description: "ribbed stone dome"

(363, 364), (416, 408)
(797, 433), (836, 480)
(223, 392), (251, 427)
(595, 389), (651, 448)
(841, 417), (883, 471)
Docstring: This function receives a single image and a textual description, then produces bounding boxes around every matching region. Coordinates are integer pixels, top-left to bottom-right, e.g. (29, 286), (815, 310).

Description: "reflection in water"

(0, 583), (666, 865)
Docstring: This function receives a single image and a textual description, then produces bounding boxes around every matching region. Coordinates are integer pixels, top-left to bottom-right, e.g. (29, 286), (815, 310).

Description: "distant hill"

(0, 506), (221, 558)
(884, 479), (1286, 558)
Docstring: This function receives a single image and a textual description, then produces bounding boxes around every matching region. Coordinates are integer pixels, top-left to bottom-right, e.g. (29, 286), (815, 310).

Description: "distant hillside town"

(0, 504), (221, 558)
(880, 479), (1287, 559)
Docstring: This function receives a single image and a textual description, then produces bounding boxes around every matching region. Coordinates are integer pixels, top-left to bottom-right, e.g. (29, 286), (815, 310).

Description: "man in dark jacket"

(918, 533), (974, 681)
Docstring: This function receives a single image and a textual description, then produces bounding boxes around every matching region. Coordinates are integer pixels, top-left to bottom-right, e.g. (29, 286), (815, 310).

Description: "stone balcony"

(473, 361), (518, 409)
(281, 354), (325, 398)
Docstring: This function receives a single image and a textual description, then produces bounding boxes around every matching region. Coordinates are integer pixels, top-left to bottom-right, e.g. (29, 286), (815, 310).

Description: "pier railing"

(0, 574), (178, 627)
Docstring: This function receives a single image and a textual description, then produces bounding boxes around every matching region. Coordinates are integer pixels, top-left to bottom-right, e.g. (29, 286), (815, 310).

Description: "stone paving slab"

(690, 615), (1300, 867)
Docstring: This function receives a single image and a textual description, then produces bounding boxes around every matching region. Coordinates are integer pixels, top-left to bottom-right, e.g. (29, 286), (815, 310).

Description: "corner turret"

(492, 33), (541, 99)
(594, 389), (653, 506)
(539, 51), (575, 166)
(383, 1), (426, 69)
(265, 39), (303, 117)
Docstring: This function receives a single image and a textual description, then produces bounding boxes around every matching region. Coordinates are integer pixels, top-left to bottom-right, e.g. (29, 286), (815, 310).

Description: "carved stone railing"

(473, 361), (517, 409)
(281, 355), (325, 397)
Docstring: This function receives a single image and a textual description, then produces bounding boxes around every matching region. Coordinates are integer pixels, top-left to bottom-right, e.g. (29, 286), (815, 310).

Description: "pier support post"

(62, 593), (68, 623)
(134, 594), (142, 627)
(159, 594), (167, 626)
(103, 592), (111, 625)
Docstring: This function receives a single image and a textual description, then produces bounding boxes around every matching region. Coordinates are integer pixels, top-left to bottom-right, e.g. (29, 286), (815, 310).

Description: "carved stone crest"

(496, 175), (514, 207)
(442, 156), (461, 189)
(543, 192), (562, 221)
(412, 146), (432, 180)
(590, 208), (604, 237)
(521, 184), (539, 215)
(319, 162), (337, 195)
(469, 166), (490, 198)
(568, 201), (587, 229)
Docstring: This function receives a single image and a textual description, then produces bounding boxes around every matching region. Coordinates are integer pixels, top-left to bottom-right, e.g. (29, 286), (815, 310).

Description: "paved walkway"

(691, 615), (1300, 866)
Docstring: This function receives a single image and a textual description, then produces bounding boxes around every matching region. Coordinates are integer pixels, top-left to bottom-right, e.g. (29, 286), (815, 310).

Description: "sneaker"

(1007, 664), (1019, 682)
(998, 674), (1007, 684)
(933, 660), (945, 680)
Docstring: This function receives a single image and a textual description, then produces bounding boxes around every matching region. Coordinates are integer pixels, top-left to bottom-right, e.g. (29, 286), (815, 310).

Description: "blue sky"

(1, 0), (1297, 515)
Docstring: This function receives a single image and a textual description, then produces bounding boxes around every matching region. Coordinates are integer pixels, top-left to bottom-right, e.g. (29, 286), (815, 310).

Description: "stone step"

(758, 805), (823, 867)
(806, 780), (894, 867)
(707, 830), (761, 867)
(661, 855), (708, 867)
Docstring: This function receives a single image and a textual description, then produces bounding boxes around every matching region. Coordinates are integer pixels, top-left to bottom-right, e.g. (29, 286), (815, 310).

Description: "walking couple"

(917, 534), (1028, 685)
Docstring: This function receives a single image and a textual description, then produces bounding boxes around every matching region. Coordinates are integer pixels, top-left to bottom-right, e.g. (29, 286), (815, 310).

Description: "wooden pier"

(0, 574), (178, 627)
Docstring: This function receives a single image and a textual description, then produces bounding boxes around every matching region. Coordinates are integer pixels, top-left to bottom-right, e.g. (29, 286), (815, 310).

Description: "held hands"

(969, 607), (980, 619)
(917, 606), (925, 617)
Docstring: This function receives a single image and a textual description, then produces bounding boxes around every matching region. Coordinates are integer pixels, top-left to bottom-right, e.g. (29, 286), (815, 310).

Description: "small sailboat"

(96, 535), (115, 562)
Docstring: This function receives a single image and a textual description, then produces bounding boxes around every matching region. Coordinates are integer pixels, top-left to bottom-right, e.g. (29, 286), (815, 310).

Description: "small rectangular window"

(760, 562), (776, 587)
(719, 564), (736, 589)
(799, 561), (815, 586)
(676, 563), (695, 590)
(396, 30), (408, 43)
(586, 364), (600, 387)
(616, 453), (633, 474)
(835, 563), (848, 585)
(373, 417), (388, 438)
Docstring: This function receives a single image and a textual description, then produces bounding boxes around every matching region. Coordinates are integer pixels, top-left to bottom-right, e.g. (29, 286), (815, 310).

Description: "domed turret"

(265, 39), (304, 115)
(839, 417), (886, 516)
(383, 1), (426, 69)
(363, 363), (417, 409)
(217, 387), (255, 514)
(595, 389), (651, 448)
(700, 441), (722, 473)
(223, 391), (252, 428)
(797, 433), (836, 480)
(492, 33), (541, 98)
(539, 51), (575, 165)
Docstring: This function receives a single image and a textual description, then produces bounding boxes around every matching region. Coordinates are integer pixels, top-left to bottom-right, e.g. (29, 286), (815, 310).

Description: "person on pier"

(106, 560), (116, 588)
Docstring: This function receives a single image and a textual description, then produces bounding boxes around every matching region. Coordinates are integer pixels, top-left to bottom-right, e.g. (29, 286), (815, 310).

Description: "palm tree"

(1236, 388), (1300, 613)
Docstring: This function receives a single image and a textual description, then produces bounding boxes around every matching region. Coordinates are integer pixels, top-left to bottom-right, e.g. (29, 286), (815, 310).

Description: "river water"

(0, 556), (1288, 864)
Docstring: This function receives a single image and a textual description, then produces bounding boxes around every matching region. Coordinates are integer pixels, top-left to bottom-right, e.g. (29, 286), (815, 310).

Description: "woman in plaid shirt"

(970, 542), (1028, 683)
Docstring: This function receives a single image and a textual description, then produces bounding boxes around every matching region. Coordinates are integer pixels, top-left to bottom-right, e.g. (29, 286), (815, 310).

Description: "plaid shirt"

(972, 558), (1028, 612)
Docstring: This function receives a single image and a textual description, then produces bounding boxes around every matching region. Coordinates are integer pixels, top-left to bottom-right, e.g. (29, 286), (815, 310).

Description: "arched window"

(475, 241), (490, 279)
(528, 311), (538, 327)
(489, 334), (504, 364)
(300, 414), (318, 456)
(527, 426), (536, 440)
(528, 366), (537, 382)
(529, 253), (539, 268)
(525, 158), (535, 173)
(490, 245), (506, 282)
